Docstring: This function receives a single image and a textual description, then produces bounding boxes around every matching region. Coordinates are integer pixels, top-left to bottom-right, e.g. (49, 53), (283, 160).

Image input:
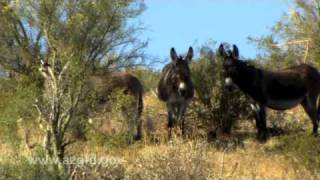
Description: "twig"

(219, 146), (230, 180)
(270, 39), (311, 63)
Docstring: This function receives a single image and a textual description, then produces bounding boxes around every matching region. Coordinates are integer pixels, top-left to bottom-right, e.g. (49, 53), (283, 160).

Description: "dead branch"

(270, 39), (311, 63)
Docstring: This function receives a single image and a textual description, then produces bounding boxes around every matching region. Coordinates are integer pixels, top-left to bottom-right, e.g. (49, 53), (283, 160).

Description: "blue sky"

(140, 0), (292, 67)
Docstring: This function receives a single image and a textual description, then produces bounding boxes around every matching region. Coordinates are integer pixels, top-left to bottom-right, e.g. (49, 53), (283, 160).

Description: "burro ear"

(218, 43), (227, 58)
(186, 46), (193, 61)
(170, 47), (178, 61)
(232, 44), (239, 59)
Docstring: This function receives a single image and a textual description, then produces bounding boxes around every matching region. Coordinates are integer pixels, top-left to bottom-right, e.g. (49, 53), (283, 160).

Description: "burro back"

(158, 47), (194, 138)
(91, 73), (143, 103)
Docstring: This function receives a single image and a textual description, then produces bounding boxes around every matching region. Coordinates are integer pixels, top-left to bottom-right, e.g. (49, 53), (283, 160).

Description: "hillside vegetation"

(1, 0), (320, 179)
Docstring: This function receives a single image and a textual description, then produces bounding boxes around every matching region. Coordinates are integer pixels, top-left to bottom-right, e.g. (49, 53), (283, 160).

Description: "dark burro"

(219, 43), (320, 142)
(91, 72), (144, 142)
(158, 47), (194, 138)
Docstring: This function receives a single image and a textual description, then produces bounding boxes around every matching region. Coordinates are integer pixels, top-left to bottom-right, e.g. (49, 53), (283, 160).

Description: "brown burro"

(91, 72), (143, 143)
(219, 43), (320, 142)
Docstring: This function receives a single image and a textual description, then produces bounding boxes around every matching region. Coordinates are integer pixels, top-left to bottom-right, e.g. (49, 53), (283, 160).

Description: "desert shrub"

(68, 118), (89, 141)
(190, 46), (251, 138)
(87, 127), (129, 149)
(140, 92), (168, 144)
(0, 150), (67, 180)
(0, 78), (38, 147)
(125, 139), (212, 180)
(0, 148), (126, 180)
(107, 88), (138, 144)
(267, 109), (309, 134)
(89, 88), (139, 147)
(133, 68), (160, 92)
(271, 133), (320, 177)
(67, 155), (126, 180)
(108, 88), (136, 116)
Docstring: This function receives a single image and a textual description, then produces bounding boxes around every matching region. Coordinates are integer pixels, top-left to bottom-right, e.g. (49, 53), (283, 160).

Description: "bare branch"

(270, 39), (311, 63)
(58, 60), (71, 82)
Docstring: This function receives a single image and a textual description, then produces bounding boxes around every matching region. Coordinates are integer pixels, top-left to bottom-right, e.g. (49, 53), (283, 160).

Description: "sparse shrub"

(68, 156), (126, 180)
(141, 92), (168, 144)
(0, 78), (38, 147)
(107, 88), (138, 144)
(267, 109), (310, 135)
(272, 133), (320, 177)
(0, 150), (68, 180)
(87, 127), (129, 149)
(108, 88), (136, 118)
(0, 147), (126, 180)
(125, 139), (212, 180)
(89, 88), (139, 147)
(190, 45), (251, 138)
(133, 68), (160, 92)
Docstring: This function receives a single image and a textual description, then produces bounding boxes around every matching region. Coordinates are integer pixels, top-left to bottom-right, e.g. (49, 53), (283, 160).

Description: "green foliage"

(0, 0), (146, 76)
(87, 127), (129, 149)
(133, 68), (160, 92)
(271, 133), (320, 176)
(0, 150), (68, 180)
(108, 88), (136, 114)
(108, 89), (138, 144)
(88, 88), (138, 147)
(0, 0), (147, 172)
(190, 45), (251, 136)
(0, 78), (38, 146)
(250, 0), (320, 68)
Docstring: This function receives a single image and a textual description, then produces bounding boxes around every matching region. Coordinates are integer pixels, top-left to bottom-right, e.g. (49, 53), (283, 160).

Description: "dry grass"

(0, 93), (319, 180)
(1, 137), (316, 180)
(66, 137), (315, 180)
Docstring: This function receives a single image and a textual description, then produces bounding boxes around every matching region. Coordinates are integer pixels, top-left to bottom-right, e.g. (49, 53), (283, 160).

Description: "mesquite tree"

(0, 0), (146, 169)
(250, 0), (320, 69)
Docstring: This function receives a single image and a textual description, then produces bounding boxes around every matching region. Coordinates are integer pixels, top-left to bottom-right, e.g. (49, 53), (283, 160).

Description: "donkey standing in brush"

(91, 72), (144, 142)
(158, 47), (194, 138)
(218, 43), (320, 142)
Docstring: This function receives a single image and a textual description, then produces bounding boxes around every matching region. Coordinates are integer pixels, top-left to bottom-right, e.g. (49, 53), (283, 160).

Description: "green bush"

(88, 87), (140, 147)
(190, 46), (251, 137)
(271, 133), (320, 176)
(0, 78), (38, 146)
(0, 150), (68, 180)
(86, 126), (129, 149)
(133, 68), (160, 92)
